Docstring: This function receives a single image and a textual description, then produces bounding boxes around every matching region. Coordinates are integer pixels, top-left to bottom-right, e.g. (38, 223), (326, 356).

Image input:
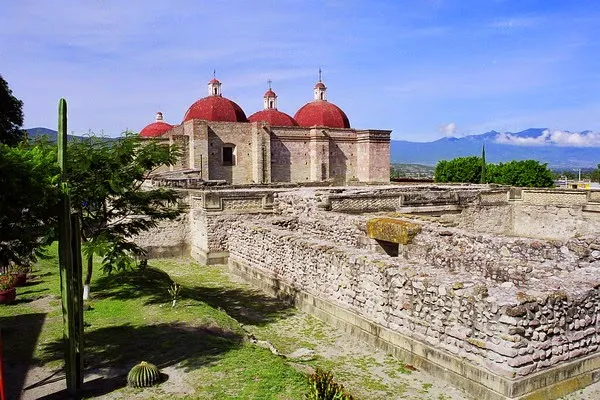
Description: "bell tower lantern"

(313, 68), (327, 101)
(208, 70), (222, 97)
(263, 80), (278, 110)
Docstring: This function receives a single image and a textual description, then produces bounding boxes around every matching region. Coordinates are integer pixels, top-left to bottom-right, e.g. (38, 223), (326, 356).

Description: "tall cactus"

(480, 144), (486, 184)
(57, 98), (84, 394)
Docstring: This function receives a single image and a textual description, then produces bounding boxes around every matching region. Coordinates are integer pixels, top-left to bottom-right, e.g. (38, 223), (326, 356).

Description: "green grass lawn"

(0, 243), (308, 399)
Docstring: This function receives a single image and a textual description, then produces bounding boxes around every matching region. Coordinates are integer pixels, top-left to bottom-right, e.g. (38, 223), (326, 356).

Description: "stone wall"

(460, 203), (600, 239)
(328, 134), (357, 185)
(355, 130), (391, 183)
(207, 122), (255, 184)
(521, 189), (588, 205)
(397, 217), (600, 284)
(188, 189), (277, 264)
(272, 186), (482, 214)
(329, 193), (399, 212)
(227, 218), (600, 398)
(134, 213), (190, 258)
(270, 215), (364, 247)
(270, 127), (312, 183)
(512, 204), (600, 239)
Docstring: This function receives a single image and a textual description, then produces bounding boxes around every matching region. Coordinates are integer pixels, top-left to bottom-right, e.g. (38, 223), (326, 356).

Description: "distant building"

(139, 75), (391, 185)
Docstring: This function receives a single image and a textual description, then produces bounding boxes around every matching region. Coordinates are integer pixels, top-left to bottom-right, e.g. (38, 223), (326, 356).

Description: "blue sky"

(1, 0), (599, 142)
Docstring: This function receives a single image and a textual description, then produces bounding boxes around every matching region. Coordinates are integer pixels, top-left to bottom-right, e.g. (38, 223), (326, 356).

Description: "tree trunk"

(83, 255), (93, 300)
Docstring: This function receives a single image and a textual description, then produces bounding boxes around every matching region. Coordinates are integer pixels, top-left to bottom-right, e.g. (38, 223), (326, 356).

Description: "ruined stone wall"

(228, 220), (600, 381)
(134, 213), (190, 258)
(272, 186), (482, 214)
(512, 204), (600, 239)
(270, 214), (364, 247)
(192, 212), (235, 253)
(399, 218), (600, 284)
(266, 200), (600, 287)
(458, 204), (513, 235)
(460, 204), (600, 239)
(330, 193), (399, 212)
(521, 189), (588, 205)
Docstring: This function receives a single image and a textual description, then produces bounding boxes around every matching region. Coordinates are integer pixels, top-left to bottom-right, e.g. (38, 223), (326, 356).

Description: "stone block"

(366, 218), (421, 244)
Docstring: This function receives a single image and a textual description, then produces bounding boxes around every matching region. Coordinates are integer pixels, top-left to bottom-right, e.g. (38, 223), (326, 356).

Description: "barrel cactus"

(127, 361), (161, 388)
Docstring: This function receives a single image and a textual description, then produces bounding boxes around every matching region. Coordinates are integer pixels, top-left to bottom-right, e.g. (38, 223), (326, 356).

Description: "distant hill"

(392, 128), (600, 168)
(25, 127), (117, 142)
(25, 126), (600, 168)
(26, 127), (61, 141)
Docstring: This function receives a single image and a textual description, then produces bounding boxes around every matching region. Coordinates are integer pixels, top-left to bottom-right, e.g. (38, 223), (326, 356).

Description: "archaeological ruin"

(134, 73), (600, 399)
(135, 183), (600, 400)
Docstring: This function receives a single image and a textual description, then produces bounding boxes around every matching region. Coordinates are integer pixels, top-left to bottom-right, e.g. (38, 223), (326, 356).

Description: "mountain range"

(392, 128), (600, 168)
(25, 127), (111, 142)
(26, 127), (600, 169)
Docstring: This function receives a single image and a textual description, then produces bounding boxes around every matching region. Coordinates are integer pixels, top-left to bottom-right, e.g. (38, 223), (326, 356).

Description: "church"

(139, 75), (391, 185)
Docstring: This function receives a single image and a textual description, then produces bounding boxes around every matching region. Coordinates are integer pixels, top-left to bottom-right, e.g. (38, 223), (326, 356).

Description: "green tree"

(0, 142), (60, 269)
(490, 160), (554, 187)
(66, 133), (181, 299)
(591, 164), (600, 183)
(0, 74), (26, 146)
(434, 155), (554, 187)
(434, 156), (482, 183)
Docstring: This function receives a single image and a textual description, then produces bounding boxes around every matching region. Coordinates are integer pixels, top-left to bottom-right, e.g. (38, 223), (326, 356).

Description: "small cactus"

(306, 369), (353, 400)
(127, 361), (161, 388)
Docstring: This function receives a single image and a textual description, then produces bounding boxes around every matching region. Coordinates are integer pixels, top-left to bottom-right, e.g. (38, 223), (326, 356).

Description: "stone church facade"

(139, 76), (391, 185)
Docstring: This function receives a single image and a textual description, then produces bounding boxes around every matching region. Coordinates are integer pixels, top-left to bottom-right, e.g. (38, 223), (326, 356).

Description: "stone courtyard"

(136, 182), (600, 399)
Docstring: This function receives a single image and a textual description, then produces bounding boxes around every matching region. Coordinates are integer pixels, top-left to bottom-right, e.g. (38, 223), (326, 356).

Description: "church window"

(320, 92), (324, 100)
(269, 100), (274, 108)
(222, 144), (236, 166)
(213, 87), (218, 95)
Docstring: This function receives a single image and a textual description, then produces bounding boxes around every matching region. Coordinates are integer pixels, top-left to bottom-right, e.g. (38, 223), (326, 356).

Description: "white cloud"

(494, 129), (600, 147)
(438, 122), (457, 136)
(489, 16), (545, 30)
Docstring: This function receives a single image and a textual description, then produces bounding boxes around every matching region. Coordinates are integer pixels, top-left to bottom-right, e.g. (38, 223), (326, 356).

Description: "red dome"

(139, 121), (173, 137)
(248, 109), (298, 126)
(314, 82), (326, 89)
(183, 96), (248, 123)
(294, 101), (350, 129)
(140, 121), (173, 137)
(264, 89), (277, 97)
(140, 113), (173, 137)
